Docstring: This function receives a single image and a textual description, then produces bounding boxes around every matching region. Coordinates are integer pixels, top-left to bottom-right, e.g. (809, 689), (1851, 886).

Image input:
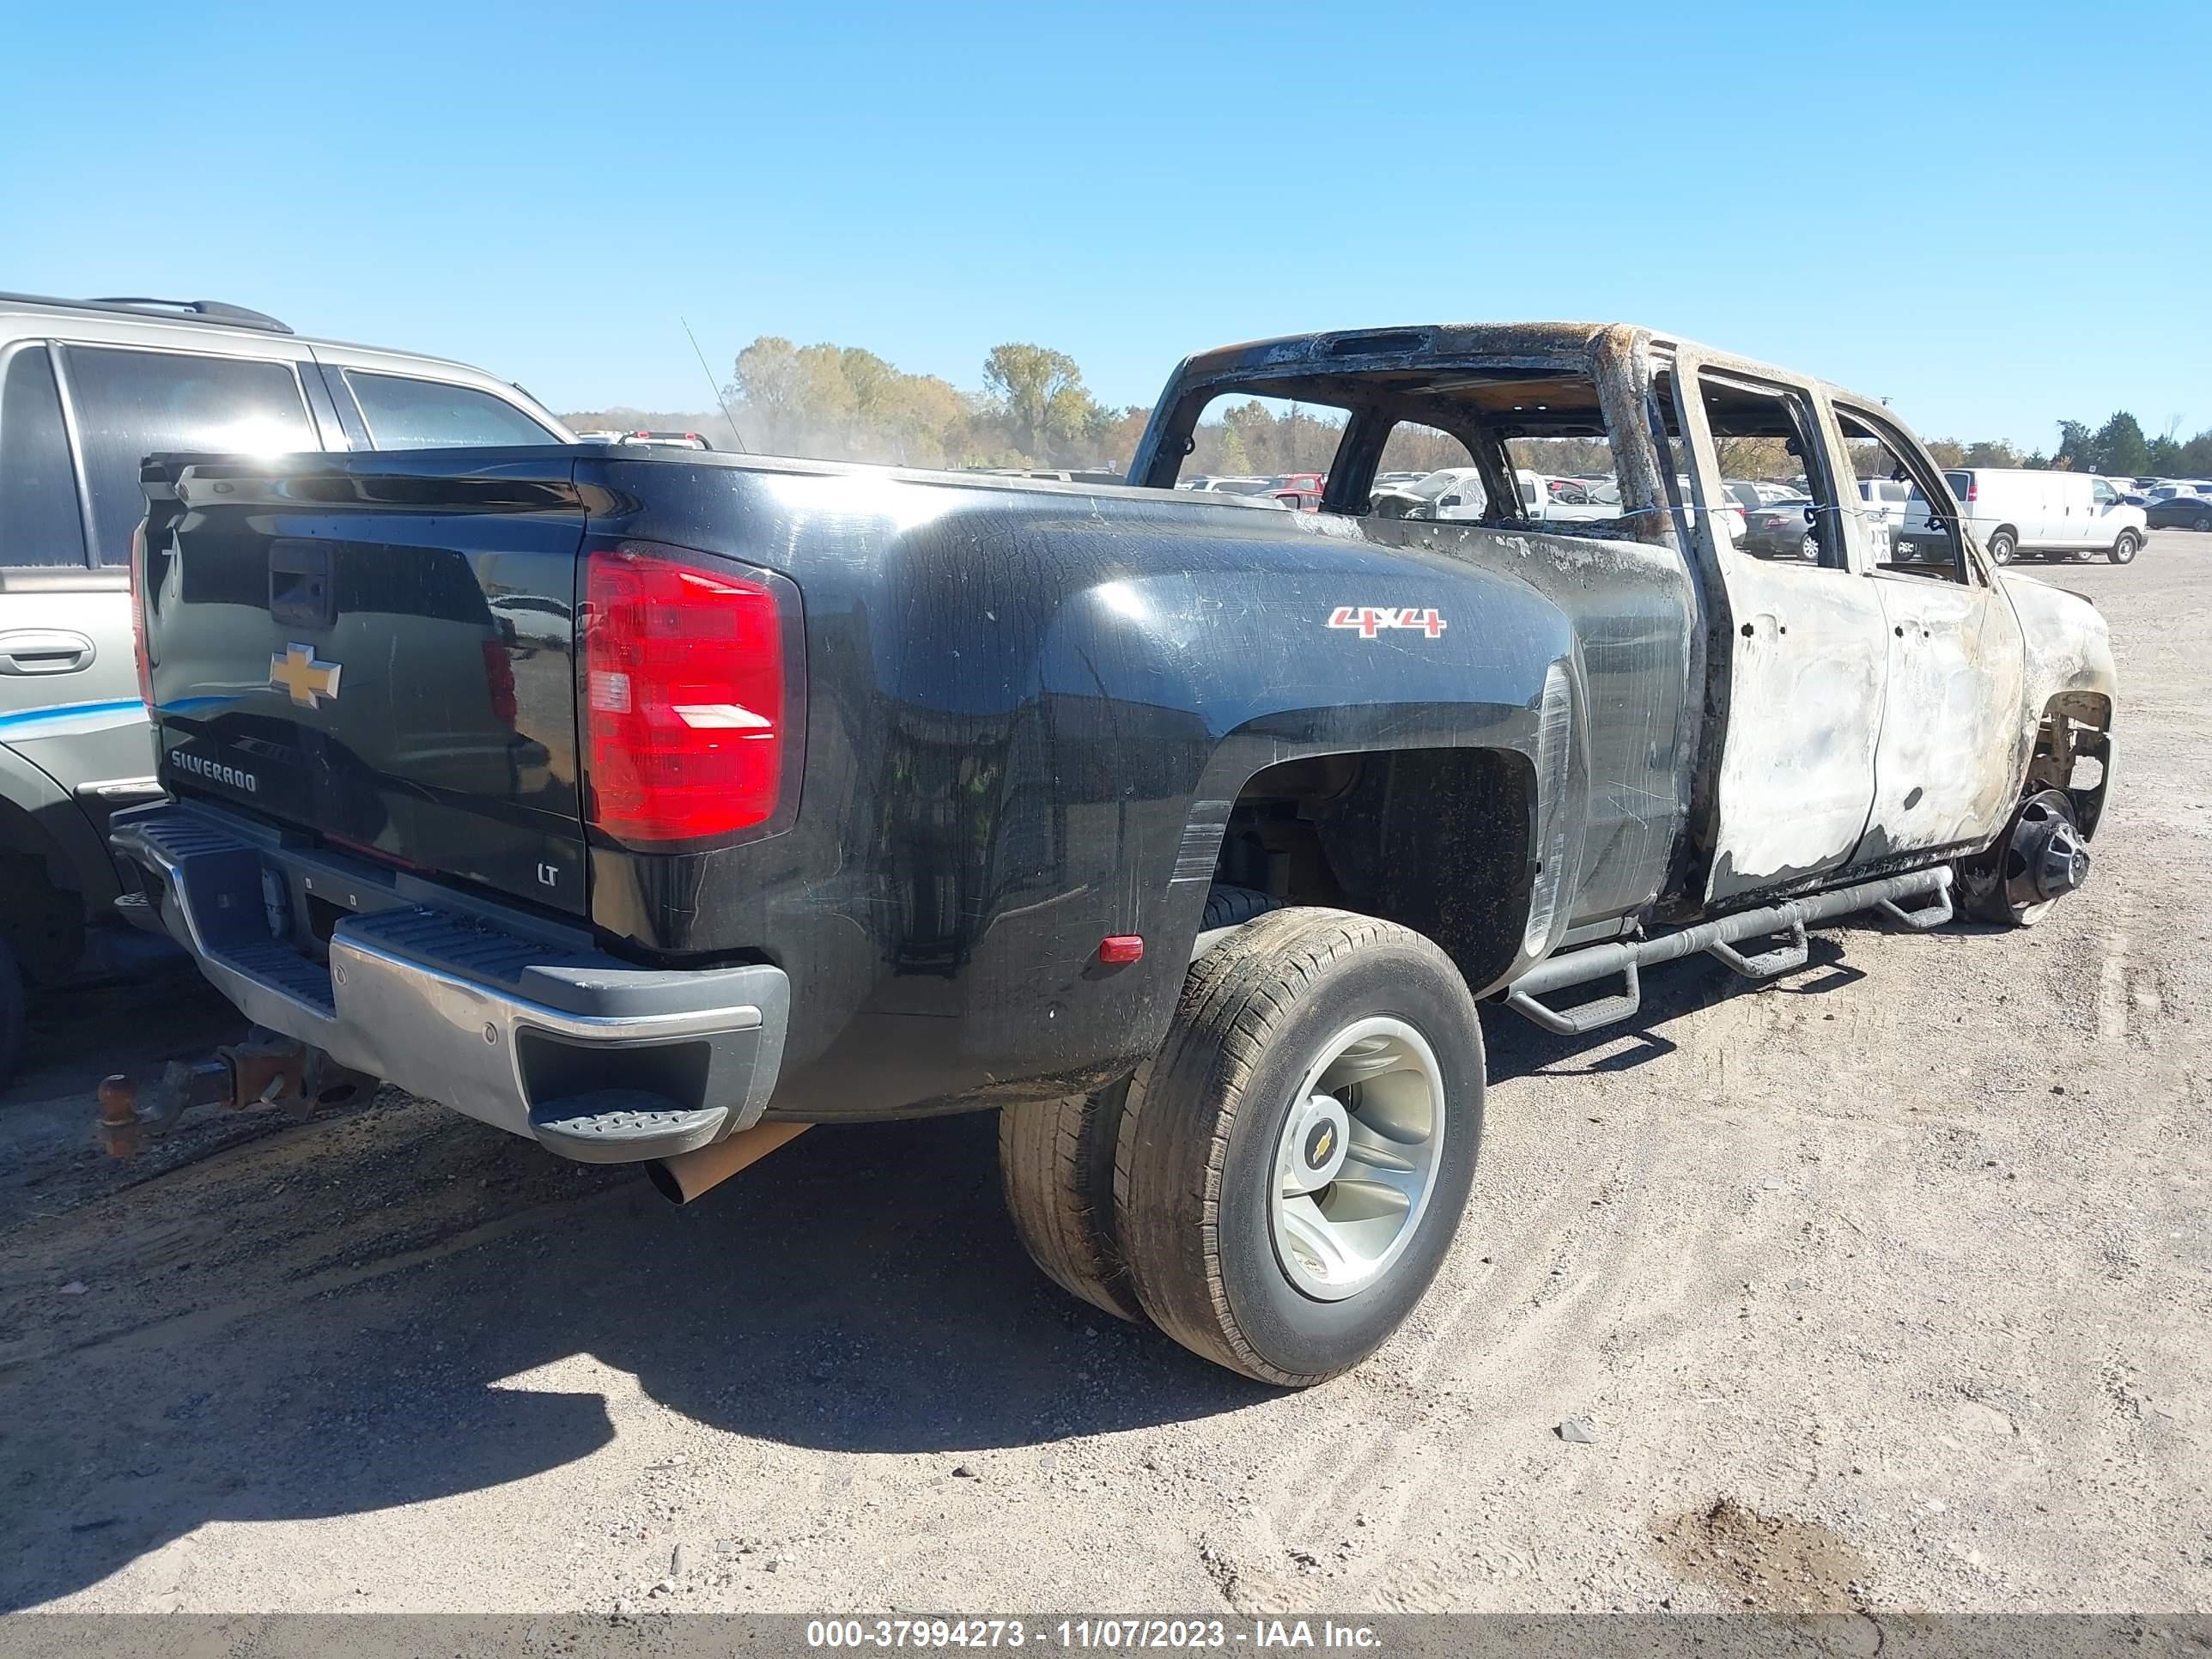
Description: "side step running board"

(1504, 867), (1953, 1036)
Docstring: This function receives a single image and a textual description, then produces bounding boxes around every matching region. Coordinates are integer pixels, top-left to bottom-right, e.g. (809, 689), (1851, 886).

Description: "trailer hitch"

(95, 1030), (378, 1158)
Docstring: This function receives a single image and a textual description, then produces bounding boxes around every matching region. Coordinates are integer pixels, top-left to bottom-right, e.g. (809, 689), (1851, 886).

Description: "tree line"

(560, 336), (2212, 483)
(712, 338), (1146, 470)
(2034, 411), (2212, 479)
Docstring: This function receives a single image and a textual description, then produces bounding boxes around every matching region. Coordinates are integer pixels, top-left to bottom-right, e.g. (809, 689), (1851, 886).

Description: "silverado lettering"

(167, 750), (257, 793)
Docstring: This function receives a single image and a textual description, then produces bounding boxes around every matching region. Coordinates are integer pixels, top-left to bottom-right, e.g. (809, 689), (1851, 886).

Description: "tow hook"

(95, 1030), (378, 1158)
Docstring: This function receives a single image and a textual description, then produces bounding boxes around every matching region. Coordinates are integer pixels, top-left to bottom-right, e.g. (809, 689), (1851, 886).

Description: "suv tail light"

(581, 542), (792, 844)
(480, 639), (518, 726)
(1966, 481), (1978, 503)
(128, 520), (154, 708)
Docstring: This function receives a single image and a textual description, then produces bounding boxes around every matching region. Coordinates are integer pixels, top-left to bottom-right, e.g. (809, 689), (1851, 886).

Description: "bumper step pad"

(528, 1093), (728, 1163)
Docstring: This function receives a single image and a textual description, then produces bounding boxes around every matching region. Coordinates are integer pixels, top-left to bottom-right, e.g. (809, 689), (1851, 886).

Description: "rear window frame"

(58, 340), (320, 568)
(0, 339), (93, 571)
(340, 368), (562, 451)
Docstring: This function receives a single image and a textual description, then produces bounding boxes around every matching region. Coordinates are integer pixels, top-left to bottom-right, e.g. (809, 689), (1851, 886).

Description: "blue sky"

(4, 0), (2205, 448)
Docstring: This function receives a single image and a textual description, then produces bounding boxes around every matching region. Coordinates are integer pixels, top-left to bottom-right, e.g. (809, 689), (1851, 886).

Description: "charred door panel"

(1863, 573), (2027, 858)
(1705, 565), (1887, 896)
(1671, 357), (1890, 902)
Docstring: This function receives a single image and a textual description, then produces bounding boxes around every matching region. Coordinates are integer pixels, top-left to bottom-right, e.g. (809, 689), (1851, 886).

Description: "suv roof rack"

(0, 291), (294, 336)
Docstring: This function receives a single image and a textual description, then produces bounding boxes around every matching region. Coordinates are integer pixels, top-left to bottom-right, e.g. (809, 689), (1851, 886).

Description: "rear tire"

(2109, 530), (2140, 565)
(1000, 1082), (1146, 1322)
(1986, 529), (2016, 565)
(999, 885), (1289, 1322)
(2193, 513), (2211, 534)
(1200, 884), (1284, 932)
(1113, 908), (1484, 1386)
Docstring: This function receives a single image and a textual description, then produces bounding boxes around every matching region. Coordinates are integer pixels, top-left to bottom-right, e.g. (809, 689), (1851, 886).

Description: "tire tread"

(1114, 908), (1452, 1386)
(999, 1088), (1146, 1322)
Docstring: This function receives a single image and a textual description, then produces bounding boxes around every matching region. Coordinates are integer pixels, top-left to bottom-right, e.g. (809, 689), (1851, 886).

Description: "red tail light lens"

(128, 520), (154, 708)
(582, 544), (787, 843)
(1966, 482), (1978, 503)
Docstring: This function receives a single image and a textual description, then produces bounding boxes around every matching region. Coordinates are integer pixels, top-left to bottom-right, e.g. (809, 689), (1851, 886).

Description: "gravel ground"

(2, 534), (2206, 1616)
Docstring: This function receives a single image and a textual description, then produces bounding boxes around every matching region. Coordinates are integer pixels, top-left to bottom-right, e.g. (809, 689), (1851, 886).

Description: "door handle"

(0, 629), (96, 675)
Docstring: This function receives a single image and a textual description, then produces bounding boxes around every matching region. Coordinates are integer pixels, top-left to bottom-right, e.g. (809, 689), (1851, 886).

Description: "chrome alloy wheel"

(1267, 1017), (1447, 1301)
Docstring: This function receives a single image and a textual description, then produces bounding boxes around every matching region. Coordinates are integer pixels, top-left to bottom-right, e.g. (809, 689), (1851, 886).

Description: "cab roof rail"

(0, 291), (294, 335)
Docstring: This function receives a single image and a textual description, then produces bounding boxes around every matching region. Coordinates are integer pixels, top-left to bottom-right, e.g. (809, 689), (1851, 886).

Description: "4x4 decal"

(1327, 605), (1447, 640)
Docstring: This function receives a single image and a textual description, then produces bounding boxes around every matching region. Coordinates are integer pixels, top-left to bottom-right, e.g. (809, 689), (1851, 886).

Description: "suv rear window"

(63, 346), (316, 565)
(0, 345), (88, 568)
(345, 372), (557, 449)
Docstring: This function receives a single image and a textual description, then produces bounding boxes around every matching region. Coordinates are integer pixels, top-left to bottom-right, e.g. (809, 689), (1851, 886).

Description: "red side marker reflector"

(1098, 935), (1145, 964)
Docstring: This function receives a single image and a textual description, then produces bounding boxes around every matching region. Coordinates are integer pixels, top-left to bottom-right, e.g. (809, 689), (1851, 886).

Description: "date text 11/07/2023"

(804, 1618), (1385, 1650)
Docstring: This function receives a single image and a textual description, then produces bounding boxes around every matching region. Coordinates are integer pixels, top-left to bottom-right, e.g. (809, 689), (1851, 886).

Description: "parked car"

(1376, 467), (1629, 528)
(2146, 495), (2212, 532)
(2145, 481), (2212, 502)
(112, 319), (2112, 1387)
(611, 430), (715, 451)
(1850, 477), (1917, 559)
(974, 467), (1125, 485)
(0, 290), (570, 1079)
(1181, 475), (1278, 495)
(1522, 472), (1615, 524)
(1739, 495), (1819, 559)
(1369, 465), (1487, 519)
(1673, 477), (1748, 544)
(1897, 467), (2146, 564)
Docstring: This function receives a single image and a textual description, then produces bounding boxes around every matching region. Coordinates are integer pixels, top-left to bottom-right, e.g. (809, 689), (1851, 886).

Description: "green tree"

(731, 337), (805, 450)
(983, 344), (1085, 459)
(1216, 424), (1251, 475)
(2092, 411), (2148, 477)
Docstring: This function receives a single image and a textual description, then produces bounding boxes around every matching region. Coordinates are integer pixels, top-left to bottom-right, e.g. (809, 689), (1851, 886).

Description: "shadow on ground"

(1, 1101), (1279, 1608)
(2, 920), (1888, 1609)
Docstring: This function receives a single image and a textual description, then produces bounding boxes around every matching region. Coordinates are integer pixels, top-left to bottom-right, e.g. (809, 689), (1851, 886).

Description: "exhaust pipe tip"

(646, 1120), (811, 1206)
(645, 1159), (686, 1206)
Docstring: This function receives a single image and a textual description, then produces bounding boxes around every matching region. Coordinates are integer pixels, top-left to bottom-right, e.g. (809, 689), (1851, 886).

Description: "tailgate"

(138, 450), (592, 916)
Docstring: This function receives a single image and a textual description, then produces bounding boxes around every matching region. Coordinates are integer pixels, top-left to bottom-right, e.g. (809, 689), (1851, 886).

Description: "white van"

(1900, 467), (2146, 565)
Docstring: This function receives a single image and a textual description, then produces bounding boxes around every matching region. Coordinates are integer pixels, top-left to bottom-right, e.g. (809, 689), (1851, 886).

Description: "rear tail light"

(1966, 482), (1978, 503)
(128, 520), (154, 708)
(581, 542), (793, 844)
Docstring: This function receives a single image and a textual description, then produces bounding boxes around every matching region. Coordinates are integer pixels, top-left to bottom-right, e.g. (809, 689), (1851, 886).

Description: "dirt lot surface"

(3, 536), (2207, 1616)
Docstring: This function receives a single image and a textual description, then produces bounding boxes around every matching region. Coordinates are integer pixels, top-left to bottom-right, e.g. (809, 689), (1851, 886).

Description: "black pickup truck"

(111, 323), (2115, 1385)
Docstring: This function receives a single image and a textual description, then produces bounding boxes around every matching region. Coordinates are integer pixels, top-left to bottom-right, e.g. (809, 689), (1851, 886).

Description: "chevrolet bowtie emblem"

(270, 643), (343, 709)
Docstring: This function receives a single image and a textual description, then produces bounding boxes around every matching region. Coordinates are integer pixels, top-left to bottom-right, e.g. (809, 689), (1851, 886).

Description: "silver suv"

(0, 292), (571, 1078)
